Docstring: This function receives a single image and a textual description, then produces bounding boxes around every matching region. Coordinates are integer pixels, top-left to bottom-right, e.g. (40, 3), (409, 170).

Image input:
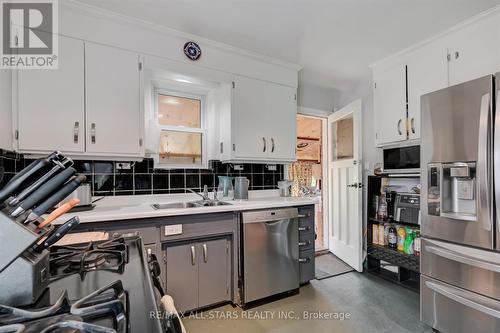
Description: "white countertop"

(52, 190), (320, 225)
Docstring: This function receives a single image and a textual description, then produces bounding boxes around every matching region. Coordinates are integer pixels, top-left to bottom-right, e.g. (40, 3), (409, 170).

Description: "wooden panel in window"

(158, 95), (201, 128)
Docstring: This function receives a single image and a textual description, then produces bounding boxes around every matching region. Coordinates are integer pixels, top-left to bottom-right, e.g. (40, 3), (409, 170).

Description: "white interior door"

(327, 99), (363, 272)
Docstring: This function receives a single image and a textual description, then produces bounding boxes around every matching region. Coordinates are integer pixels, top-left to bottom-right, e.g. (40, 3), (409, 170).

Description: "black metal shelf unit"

(365, 175), (420, 292)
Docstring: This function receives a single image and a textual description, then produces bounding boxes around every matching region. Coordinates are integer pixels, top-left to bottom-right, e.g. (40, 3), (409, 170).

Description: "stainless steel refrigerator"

(420, 74), (500, 333)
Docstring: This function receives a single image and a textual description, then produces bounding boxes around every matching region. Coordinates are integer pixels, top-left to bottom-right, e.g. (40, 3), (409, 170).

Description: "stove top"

(0, 235), (163, 333)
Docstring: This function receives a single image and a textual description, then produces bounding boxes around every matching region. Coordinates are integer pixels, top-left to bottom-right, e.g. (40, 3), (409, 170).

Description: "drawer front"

(298, 206), (314, 229)
(421, 275), (500, 333)
(109, 227), (158, 245)
(160, 217), (235, 242)
(422, 238), (500, 299)
(299, 248), (315, 284)
(299, 231), (314, 251)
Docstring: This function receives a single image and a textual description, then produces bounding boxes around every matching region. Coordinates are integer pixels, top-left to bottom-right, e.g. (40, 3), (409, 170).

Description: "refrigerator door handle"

(495, 90), (500, 235)
(477, 93), (492, 231)
(425, 280), (500, 319)
(425, 244), (500, 273)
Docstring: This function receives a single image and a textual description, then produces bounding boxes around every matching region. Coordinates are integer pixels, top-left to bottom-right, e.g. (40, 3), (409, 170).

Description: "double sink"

(151, 200), (232, 210)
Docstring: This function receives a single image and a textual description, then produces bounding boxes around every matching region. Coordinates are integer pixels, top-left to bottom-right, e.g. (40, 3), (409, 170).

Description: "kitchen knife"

(10, 167), (76, 217)
(37, 198), (80, 229)
(24, 174), (86, 223)
(8, 157), (73, 207)
(0, 155), (54, 203)
(34, 216), (80, 252)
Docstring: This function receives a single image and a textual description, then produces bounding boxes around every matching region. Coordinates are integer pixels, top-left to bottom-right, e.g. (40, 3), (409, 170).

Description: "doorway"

(289, 114), (328, 252)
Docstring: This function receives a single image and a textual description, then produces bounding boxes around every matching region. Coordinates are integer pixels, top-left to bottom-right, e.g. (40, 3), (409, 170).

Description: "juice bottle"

(397, 226), (406, 252)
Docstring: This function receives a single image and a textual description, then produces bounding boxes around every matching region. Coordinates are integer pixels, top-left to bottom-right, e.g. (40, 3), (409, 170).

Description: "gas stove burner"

(0, 280), (126, 333)
(49, 238), (129, 281)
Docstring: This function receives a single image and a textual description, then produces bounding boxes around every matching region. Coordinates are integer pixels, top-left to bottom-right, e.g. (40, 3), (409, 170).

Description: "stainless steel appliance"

(420, 74), (500, 332)
(383, 145), (420, 174)
(242, 208), (300, 303)
(394, 193), (420, 224)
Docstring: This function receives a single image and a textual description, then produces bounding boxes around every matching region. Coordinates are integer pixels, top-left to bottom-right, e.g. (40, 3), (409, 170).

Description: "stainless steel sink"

(151, 200), (232, 210)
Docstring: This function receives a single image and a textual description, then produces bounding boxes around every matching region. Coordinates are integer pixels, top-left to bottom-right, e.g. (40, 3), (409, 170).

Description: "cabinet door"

(85, 43), (143, 156)
(198, 239), (230, 308)
(447, 13), (500, 86)
(231, 76), (269, 159)
(165, 243), (198, 312)
(17, 36), (85, 153)
(407, 40), (449, 140)
(373, 64), (407, 146)
(265, 83), (297, 161)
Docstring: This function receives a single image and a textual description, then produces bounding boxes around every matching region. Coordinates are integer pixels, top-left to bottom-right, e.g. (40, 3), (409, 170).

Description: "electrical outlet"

(233, 164), (244, 171)
(266, 164), (277, 171)
(116, 162), (132, 170)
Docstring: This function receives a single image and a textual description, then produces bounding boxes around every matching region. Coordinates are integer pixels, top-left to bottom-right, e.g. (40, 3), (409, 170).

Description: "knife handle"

(15, 167), (76, 214)
(34, 216), (80, 252)
(0, 158), (51, 203)
(32, 175), (87, 217)
(37, 198), (80, 229)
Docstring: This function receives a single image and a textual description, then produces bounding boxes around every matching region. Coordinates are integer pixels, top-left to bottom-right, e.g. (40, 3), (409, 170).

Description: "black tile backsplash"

(0, 150), (285, 196)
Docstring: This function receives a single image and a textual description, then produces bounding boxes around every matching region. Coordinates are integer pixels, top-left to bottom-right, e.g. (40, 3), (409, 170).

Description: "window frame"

(154, 88), (207, 169)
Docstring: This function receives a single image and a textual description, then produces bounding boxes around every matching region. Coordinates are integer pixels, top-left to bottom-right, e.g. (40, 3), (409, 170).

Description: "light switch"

(164, 224), (183, 236)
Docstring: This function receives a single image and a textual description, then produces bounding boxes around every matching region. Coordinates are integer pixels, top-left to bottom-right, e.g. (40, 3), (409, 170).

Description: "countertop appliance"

(420, 74), (500, 332)
(234, 176), (249, 200)
(0, 235), (166, 333)
(394, 193), (420, 224)
(242, 208), (300, 303)
(383, 145), (420, 174)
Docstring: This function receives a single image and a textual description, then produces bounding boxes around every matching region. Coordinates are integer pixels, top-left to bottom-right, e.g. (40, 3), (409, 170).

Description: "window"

(155, 91), (205, 168)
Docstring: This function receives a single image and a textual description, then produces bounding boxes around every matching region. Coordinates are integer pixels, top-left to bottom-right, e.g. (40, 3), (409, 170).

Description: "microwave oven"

(383, 145), (420, 174)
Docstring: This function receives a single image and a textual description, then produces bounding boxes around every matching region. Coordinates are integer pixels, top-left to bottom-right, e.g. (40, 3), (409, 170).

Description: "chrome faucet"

(188, 185), (210, 201)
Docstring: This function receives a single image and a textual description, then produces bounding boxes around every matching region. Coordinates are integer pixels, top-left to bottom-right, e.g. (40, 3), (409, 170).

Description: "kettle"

(234, 177), (249, 200)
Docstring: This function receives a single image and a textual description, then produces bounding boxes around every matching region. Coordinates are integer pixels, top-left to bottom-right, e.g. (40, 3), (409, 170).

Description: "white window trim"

(153, 88), (208, 169)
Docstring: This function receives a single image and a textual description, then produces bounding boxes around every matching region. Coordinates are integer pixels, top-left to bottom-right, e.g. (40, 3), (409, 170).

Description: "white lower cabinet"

(17, 36), (85, 153)
(14, 36), (144, 158)
(222, 75), (297, 163)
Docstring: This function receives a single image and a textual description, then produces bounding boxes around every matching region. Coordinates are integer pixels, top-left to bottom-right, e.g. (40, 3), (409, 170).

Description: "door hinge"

(375, 133), (378, 139)
(226, 243), (229, 254)
(220, 142), (223, 154)
(374, 82), (377, 89)
(447, 53), (451, 62)
(226, 285), (229, 295)
(294, 94), (297, 101)
(139, 138), (143, 146)
(14, 130), (18, 140)
(138, 62), (143, 71)
(232, 81), (235, 89)
(232, 144), (236, 151)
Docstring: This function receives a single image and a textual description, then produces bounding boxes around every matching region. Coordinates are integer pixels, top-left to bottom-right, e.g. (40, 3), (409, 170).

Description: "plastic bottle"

(414, 230), (421, 256)
(383, 223), (390, 246)
(388, 225), (397, 249)
(404, 228), (415, 255)
(372, 224), (379, 245)
(397, 226), (406, 252)
(377, 192), (388, 220)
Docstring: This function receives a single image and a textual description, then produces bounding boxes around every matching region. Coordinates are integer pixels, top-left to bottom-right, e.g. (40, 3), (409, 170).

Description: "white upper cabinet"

(373, 64), (407, 146)
(17, 36), (85, 153)
(85, 43), (143, 157)
(407, 40), (449, 140)
(222, 75), (297, 163)
(447, 12), (500, 86)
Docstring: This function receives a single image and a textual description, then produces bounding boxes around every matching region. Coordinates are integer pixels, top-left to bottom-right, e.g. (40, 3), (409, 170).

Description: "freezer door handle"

(425, 280), (500, 319)
(495, 90), (500, 235)
(426, 244), (500, 273)
(477, 93), (492, 231)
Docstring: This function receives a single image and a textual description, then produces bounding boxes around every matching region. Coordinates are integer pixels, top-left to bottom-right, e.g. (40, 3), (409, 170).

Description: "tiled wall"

(0, 150), (285, 196)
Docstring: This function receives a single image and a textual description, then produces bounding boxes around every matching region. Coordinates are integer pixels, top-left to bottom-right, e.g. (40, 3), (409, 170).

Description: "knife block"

(0, 249), (50, 306)
(0, 210), (50, 273)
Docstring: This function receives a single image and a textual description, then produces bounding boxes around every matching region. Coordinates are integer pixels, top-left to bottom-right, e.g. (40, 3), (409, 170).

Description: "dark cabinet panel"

(166, 243), (199, 312)
(198, 239), (230, 308)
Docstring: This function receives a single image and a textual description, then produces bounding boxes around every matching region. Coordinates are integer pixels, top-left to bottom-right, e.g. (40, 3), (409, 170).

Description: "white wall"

(0, 69), (12, 150)
(297, 83), (340, 112)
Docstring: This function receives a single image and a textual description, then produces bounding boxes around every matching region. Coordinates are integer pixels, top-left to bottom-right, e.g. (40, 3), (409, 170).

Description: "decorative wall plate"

(183, 41), (202, 61)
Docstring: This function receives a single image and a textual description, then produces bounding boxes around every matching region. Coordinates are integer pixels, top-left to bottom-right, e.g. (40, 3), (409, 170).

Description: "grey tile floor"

(183, 272), (433, 333)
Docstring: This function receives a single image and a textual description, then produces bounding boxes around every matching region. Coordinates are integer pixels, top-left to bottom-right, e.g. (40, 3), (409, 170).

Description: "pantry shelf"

(367, 245), (420, 273)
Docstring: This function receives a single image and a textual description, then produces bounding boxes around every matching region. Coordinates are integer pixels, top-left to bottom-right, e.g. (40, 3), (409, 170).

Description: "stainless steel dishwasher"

(242, 208), (300, 303)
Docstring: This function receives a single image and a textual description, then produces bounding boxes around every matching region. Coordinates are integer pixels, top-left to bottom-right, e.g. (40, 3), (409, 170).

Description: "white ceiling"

(76, 0), (500, 91)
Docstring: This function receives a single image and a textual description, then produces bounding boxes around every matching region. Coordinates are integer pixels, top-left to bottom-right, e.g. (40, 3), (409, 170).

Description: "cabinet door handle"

(271, 138), (275, 153)
(397, 119), (403, 135)
(190, 245), (196, 265)
(299, 241), (311, 247)
(411, 118), (416, 134)
(299, 257), (311, 263)
(202, 243), (208, 263)
(91, 123), (96, 144)
(262, 137), (267, 152)
(73, 122), (79, 143)
(455, 51), (460, 59)
(298, 226), (311, 232)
